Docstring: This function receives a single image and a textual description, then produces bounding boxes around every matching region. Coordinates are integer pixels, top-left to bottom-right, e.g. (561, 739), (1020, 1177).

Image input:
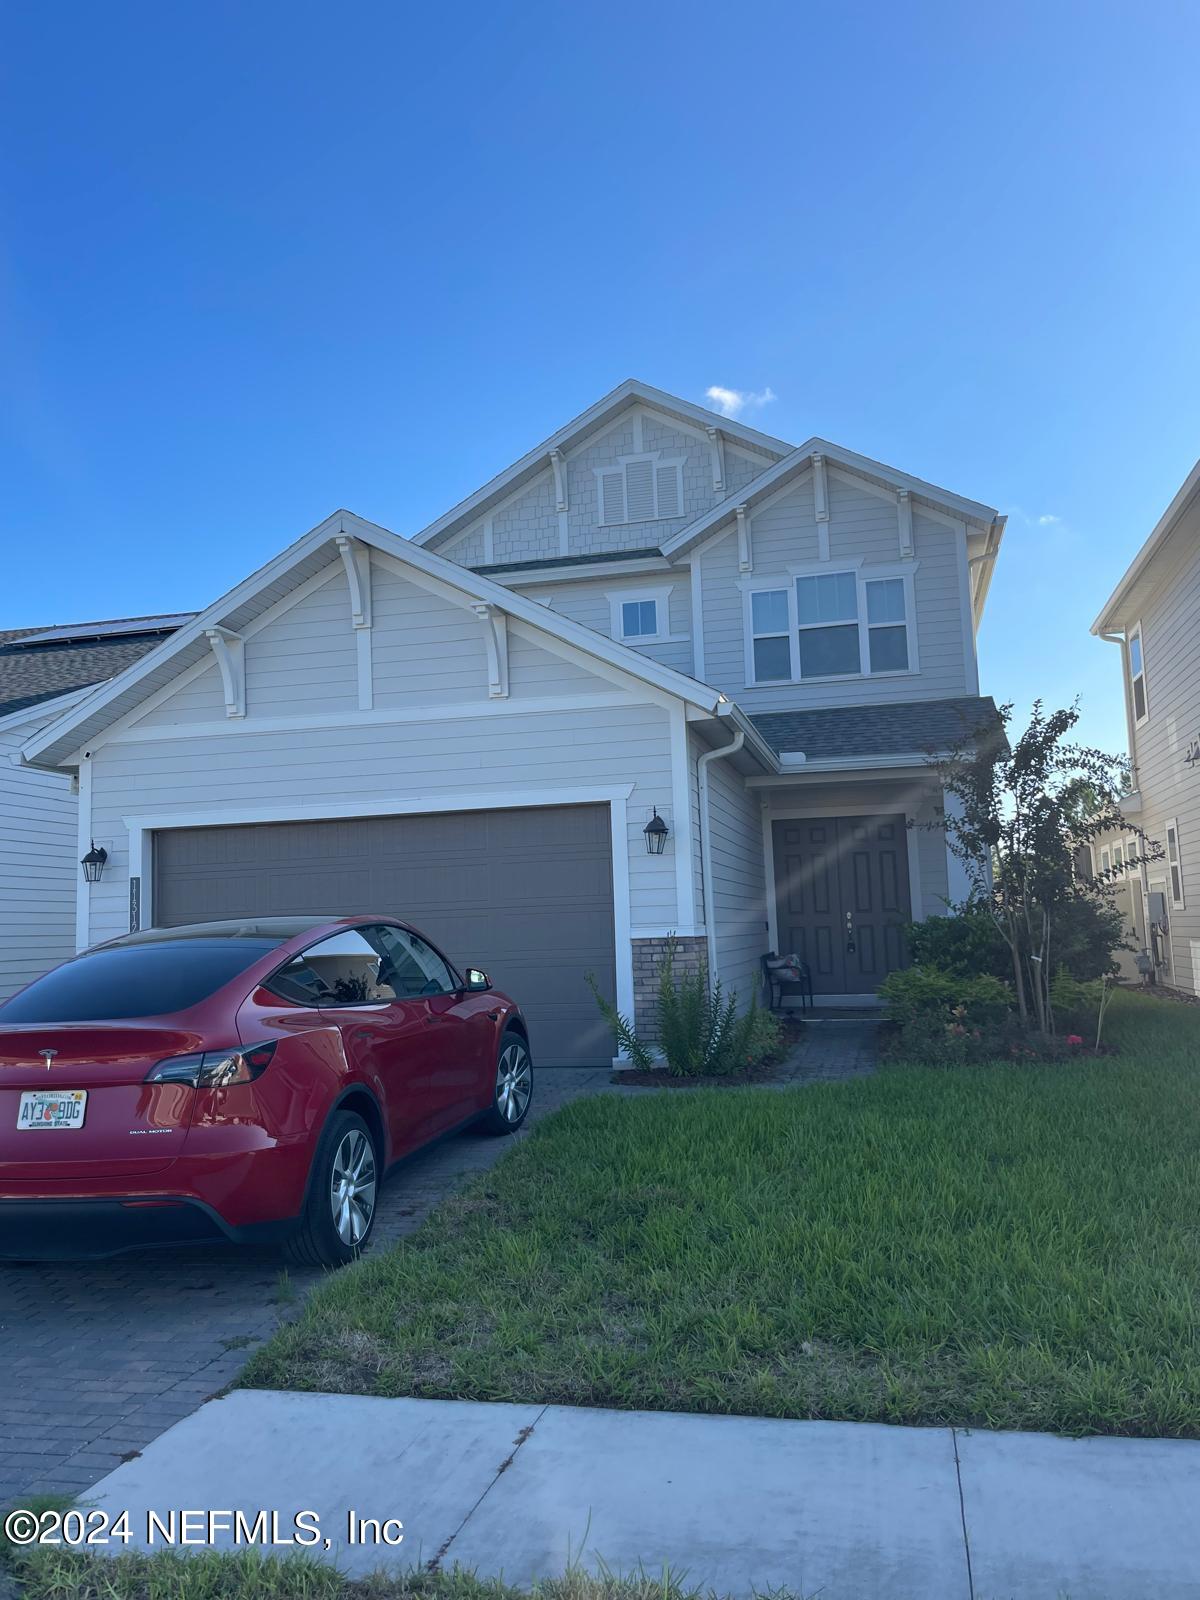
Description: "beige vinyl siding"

(698, 474), (972, 711)
(1119, 498), (1200, 992)
(0, 712), (78, 998)
(513, 574), (694, 678)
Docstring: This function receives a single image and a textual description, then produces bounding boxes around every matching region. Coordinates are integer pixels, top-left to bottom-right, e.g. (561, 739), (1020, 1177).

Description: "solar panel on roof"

(11, 615), (193, 647)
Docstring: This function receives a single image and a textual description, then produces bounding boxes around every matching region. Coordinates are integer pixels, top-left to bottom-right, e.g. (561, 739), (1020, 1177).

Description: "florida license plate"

(17, 1089), (87, 1130)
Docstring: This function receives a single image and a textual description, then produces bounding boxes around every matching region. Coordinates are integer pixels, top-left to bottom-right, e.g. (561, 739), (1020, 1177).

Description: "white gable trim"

(410, 379), (791, 550)
(24, 512), (732, 772)
(661, 439), (999, 560)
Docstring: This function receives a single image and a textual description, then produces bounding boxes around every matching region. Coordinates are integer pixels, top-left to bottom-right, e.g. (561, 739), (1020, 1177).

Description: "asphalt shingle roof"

(0, 616), (192, 719)
(750, 695), (1003, 759)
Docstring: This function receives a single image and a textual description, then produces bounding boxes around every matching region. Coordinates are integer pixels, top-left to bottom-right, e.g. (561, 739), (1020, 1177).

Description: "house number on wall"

(1185, 733), (1200, 768)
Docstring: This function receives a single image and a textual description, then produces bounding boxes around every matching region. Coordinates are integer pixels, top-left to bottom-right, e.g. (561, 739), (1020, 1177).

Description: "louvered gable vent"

(595, 453), (686, 526)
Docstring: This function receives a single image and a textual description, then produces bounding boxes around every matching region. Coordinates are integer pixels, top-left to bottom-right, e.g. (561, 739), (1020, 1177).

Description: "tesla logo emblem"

(39, 1049), (57, 1071)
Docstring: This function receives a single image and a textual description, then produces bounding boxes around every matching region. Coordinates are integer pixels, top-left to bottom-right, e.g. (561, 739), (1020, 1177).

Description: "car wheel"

(478, 1029), (533, 1136)
(285, 1109), (378, 1269)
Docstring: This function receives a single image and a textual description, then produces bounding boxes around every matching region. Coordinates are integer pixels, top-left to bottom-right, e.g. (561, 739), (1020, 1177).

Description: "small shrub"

(587, 938), (775, 1077)
(879, 964), (1012, 1030)
(1049, 968), (1104, 1034)
(910, 896), (1129, 984)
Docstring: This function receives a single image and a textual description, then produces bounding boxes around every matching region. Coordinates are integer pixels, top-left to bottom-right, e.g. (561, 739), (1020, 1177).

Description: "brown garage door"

(152, 805), (616, 1067)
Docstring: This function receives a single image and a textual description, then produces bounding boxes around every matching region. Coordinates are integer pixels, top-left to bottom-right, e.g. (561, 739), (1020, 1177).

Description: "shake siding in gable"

(0, 713), (78, 998)
(698, 473), (971, 712)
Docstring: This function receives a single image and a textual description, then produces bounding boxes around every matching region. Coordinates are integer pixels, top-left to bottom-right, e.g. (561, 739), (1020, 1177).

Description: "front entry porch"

(756, 773), (958, 1003)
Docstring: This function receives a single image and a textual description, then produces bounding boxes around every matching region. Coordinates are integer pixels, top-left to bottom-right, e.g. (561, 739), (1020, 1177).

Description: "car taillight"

(146, 1040), (277, 1087)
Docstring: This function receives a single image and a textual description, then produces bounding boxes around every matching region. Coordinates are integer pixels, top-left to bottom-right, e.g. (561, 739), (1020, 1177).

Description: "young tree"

(930, 702), (1161, 1033)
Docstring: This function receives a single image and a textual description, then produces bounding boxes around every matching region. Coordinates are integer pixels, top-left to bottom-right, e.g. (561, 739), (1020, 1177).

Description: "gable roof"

(1091, 457), (1200, 634)
(410, 379), (791, 551)
(751, 696), (1002, 761)
(0, 614), (192, 719)
(661, 437), (1003, 558)
(21, 511), (765, 773)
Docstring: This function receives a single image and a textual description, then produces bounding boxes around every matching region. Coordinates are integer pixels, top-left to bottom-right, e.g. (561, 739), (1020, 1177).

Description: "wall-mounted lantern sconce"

(643, 808), (669, 855)
(80, 841), (108, 884)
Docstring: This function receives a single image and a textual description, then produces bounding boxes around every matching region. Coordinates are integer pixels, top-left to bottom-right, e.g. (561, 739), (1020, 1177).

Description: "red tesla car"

(0, 916), (533, 1266)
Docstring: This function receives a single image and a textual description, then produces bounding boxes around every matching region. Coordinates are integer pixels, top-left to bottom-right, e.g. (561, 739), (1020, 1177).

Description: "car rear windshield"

(0, 940), (280, 1023)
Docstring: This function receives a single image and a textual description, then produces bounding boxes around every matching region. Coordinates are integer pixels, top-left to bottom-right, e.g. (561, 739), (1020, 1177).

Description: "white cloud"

(1037, 513), (1062, 527)
(705, 384), (777, 420)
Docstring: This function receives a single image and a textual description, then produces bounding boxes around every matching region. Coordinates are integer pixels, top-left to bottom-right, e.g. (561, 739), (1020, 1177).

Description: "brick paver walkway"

(0, 1026), (879, 1508)
(0, 1067), (612, 1506)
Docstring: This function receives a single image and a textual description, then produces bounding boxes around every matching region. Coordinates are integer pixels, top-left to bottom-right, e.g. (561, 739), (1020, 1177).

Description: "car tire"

(284, 1109), (379, 1269)
(477, 1028), (534, 1136)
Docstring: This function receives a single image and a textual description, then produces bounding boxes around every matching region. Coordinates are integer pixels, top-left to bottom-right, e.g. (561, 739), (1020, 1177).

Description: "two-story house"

(19, 381), (1005, 1063)
(1090, 459), (1199, 995)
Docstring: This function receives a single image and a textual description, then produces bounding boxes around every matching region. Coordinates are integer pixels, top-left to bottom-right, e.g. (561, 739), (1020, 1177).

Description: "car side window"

(374, 925), (457, 999)
(266, 929), (396, 1007)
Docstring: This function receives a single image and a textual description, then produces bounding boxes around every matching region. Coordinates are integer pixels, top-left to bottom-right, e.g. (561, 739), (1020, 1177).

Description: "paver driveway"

(0, 1066), (617, 1505)
(0, 1024), (877, 1507)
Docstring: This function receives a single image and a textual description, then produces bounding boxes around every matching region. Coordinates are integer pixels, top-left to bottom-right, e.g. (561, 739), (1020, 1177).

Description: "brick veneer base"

(631, 935), (708, 1041)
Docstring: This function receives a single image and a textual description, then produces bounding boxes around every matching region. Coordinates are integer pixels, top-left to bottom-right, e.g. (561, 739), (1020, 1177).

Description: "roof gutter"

(1099, 628), (1137, 772)
(697, 729), (746, 989)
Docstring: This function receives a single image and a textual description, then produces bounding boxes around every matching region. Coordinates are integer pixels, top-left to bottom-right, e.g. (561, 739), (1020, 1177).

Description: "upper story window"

(609, 585), (675, 645)
(745, 566), (918, 686)
(1166, 818), (1185, 909)
(1128, 626), (1148, 724)
(596, 454), (684, 526)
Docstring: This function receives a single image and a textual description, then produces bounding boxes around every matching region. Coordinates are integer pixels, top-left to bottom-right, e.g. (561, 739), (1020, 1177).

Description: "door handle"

(845, 910), (856, 955)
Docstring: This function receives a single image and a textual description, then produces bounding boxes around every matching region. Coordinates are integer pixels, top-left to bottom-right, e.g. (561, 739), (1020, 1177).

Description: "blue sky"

(3, 1), (1198, 756)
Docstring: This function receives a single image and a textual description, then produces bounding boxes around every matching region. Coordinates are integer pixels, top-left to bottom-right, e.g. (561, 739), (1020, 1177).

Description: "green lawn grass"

(4, 1546), (780, 1600)
(243, 990), (1200, 1438)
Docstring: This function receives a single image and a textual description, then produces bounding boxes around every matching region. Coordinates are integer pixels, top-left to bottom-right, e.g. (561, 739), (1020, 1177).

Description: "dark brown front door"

(772, 815), (911, 995)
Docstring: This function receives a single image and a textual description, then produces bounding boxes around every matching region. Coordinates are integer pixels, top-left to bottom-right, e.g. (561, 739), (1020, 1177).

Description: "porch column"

(942, 788), (975, 906)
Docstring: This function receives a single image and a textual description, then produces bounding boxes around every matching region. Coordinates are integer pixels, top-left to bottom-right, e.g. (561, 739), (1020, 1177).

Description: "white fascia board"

(410, 379), (792, 551)
(22, 509), (727, 771)
(1090, 458), (1200, 634)
(661, 439), (1001, 561)
(484, 555), (675, 588)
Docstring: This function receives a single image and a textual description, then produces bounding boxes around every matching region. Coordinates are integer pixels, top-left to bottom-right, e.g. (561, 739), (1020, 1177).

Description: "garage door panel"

(153, 805), (616, 1067)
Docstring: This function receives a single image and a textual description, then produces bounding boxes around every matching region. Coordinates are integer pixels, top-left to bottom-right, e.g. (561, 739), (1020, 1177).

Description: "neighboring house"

(0, 617), (191, 998)
(20, 381), (1005, 1063)
(1091, 459), (1200, 995)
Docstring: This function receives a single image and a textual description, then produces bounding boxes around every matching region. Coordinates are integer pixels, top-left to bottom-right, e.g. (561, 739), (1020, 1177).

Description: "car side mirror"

(463, 968), (491, 992)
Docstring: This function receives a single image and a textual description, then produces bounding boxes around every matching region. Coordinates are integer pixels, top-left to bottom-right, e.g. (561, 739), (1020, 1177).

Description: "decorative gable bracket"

(335, 535), (373, 628)
(812, 452), (831, 562)
(205, 627), (245, 719)
(897, 490), (914, 558)
(472, 603), (510, 698)
(735, 505), (753, 573)
(705, 426), (726, 494)
(549, 448), (569, 513)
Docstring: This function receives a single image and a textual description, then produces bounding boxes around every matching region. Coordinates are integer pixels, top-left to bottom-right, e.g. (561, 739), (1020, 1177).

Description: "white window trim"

(607, 585), (679, 645)
(740, 561), (920, 688)
(1129, 621), (1149, 727)
(594, 452), (686, 528)
(1165, 815), (1186, 910)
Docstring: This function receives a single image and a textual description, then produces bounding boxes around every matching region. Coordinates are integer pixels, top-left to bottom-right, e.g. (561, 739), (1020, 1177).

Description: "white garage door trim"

(120, 783), (636, 1036)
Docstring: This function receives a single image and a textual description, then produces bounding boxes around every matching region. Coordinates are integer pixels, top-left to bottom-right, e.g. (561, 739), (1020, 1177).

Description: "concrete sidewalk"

(75, 1390), (1200, 1600)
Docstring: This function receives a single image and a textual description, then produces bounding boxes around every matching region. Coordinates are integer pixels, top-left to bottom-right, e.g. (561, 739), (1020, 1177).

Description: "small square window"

(866, 578), (906, 624)
(796, 571), (857, 625)
(869, 625), (909, 672)
(621, 600), (658, 638)
(797, 624), (860, 678)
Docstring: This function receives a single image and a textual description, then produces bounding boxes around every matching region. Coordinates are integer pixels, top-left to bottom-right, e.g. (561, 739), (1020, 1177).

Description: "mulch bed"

(611, 1013), (806, 1087)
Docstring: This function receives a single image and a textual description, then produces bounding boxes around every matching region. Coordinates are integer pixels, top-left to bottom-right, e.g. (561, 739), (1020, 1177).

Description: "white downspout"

(1099, 630), (1136, 788)
(697, 729), (745, 988)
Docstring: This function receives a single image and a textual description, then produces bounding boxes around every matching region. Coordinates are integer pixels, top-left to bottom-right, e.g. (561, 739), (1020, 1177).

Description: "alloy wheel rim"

(330, 1129), (376, 1246)
(495, 1042), (532, 1122)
